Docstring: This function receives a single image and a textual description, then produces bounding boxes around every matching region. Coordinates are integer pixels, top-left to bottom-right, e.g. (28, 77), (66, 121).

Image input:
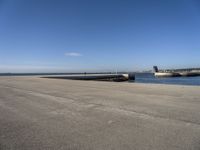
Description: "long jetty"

(41, 73), (135, 82)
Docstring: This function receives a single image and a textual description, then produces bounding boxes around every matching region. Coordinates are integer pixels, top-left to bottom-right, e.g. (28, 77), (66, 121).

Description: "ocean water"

(133, 73), (200, 86)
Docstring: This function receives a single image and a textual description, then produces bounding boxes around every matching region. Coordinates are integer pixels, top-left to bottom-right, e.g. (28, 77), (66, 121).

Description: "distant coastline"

(0, 72), (138, 76)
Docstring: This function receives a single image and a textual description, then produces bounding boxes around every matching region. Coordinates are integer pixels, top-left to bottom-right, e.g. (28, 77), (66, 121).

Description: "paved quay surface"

(0, 76), (200, 150)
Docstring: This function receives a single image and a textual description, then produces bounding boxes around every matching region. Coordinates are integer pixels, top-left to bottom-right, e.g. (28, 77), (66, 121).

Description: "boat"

(154, 72), (181, 77)
(153, 66), (200, 77)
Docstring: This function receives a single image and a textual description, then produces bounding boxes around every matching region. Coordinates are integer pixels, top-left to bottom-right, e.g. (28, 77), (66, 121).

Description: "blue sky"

(0, 0), (200, 72)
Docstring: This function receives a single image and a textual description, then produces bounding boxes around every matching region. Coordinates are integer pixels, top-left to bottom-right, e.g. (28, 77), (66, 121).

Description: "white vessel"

(153, 66), (200, 77)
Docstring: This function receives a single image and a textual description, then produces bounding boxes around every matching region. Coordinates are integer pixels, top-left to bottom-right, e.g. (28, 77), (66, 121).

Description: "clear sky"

(0, 0), (200, 73)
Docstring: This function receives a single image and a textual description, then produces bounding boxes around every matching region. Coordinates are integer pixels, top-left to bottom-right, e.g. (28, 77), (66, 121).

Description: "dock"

(0, 76), (200, 150)
(41, 73), (135, 82)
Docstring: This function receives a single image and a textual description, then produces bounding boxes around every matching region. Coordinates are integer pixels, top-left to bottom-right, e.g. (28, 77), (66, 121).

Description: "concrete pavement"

(0, 76), (200, 150)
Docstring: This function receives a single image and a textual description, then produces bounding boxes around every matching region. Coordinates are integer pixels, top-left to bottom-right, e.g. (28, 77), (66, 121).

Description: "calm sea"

(0, 73), (200, 86)
(133, 73), (200, 86)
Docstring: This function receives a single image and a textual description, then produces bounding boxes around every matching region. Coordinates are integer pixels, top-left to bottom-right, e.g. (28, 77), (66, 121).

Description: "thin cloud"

(65, 52), (82, 57)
